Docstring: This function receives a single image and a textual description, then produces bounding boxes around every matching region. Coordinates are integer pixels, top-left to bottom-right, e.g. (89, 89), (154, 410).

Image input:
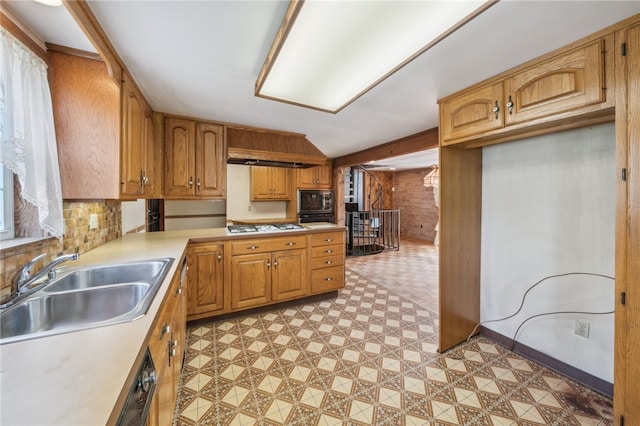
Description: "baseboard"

(479, 326), (613, 397)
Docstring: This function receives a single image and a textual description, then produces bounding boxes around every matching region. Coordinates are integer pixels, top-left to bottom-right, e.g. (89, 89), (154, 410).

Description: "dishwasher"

(116, 348), (156, 425)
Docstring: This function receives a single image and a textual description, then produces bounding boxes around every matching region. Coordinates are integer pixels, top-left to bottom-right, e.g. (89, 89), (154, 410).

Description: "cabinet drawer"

(312, 243), (344, 259)
(311, 253), (344, 270)
(311, 231), (344, 246)
(231, 235), (307, 255)
(311, 266), (344, 293)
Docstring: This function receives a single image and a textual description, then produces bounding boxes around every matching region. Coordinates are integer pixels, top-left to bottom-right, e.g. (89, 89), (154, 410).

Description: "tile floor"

(173, 240), (612, 425)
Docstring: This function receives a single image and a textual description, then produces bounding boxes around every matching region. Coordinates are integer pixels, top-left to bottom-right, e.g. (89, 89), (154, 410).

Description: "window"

(0, 164), (14, 240)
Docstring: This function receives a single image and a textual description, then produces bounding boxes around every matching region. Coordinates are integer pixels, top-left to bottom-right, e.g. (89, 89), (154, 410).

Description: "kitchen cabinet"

(613, 19), (640, 426)
(121, 73), (157, 197)
(164, 117), (226, 199)
(251, 166), (292, 200)
(187, 242), (226, 320)
(297, 162), (333, 189)
(50, 49), (159, 199)
(230, 235), (307, 309)
(309, 231), (345, 294)
(440, 36), (614, 146)
(147, 259), (186, 426)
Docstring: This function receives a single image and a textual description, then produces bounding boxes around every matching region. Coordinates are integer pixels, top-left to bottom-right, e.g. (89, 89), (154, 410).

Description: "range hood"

(226, 126), (328, 168)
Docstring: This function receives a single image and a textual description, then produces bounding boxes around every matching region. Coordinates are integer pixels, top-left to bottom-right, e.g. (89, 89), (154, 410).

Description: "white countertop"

(0, 224), (343, 425)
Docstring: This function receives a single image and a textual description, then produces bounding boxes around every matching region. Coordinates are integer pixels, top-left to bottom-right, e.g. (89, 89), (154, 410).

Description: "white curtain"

(0, 28), (63, 238)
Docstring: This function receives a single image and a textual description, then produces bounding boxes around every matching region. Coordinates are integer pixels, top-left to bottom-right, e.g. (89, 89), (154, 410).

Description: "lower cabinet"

(310, 231), (345, 294)
(187, 242), (225, 320)
(230, 236), (308, 310)
(147, 257), (186, 426)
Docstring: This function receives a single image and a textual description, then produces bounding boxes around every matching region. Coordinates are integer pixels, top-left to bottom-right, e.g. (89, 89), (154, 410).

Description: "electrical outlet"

(89, 213), (98, 230)
(575, 319), (590, 338)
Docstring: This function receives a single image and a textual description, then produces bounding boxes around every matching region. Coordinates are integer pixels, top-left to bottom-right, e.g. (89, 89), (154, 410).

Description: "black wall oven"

(297, 190), (335, 223)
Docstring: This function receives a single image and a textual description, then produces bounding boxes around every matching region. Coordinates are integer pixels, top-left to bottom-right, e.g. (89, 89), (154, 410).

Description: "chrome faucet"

(1, 253), (80, 309)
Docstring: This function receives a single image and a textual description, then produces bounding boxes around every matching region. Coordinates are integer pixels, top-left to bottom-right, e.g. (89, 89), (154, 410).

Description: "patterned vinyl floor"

(173, 240), (612, 425)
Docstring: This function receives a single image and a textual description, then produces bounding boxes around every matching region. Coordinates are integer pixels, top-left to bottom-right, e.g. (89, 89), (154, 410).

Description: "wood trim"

(480, 327), (613, 397)
(46, 42), (101, 61)
(227, 147), (326, 166)
(62, 0), (123, 83)
(0, 11), (48, 62)
(333, 128), (439, 168)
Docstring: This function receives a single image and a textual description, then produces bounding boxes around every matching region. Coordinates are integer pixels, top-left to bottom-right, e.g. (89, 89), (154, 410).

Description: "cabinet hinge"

(621, 292), (626, 306)
(621, 42), (627, 56)
(622, 168), (627, 181)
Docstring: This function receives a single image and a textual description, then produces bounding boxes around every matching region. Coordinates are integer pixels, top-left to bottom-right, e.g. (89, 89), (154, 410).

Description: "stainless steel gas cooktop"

(226, 223), (305, 233)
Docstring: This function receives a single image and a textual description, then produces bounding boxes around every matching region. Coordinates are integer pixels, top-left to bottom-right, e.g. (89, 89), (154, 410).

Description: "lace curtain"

(0, 28), (63, 238)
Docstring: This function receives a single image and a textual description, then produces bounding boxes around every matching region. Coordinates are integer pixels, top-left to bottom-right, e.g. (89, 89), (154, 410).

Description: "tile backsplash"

(0, 201), (122, 301)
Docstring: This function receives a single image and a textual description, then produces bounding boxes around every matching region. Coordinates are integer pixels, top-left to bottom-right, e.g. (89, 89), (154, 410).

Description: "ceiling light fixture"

(256, 0), (497, 113)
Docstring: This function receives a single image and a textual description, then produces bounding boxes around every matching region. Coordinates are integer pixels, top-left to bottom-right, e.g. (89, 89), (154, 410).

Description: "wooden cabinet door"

(440, 82), (504, 144)
(147, 290), (174, 426)
(195, 123), (226, 197)
(120, 75), (145, 197)
(297, 165), (332, 189)
(272, 248), (307, 301)
(187, 243), (225, 318)
(504, 39), (608, 126)
(231, 253), (271, 309)
(164, 118), (196, 197)
(250, 166), (274, 200)
(270, 167), (292, 200)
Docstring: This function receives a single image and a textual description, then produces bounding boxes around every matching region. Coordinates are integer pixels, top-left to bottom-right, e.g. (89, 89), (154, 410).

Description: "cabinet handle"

(247, 245), (259, 250)
(492, 101), (500, 119)
(266, 260), (271, 269)
(326, 238), (333, 242)
(188, 177), (194, 188)
(326, 260), (333, 265)
(286, 242), (296, 246)
(273, 260), (278, 269)
(158, 323), (170, 340)
(197, 178), (202, 189)
(326, 249), (333, 254)
(217, 251), (222, 261)
(325, 277), (334, 281)
(506, 95), (514, 115)
(175, 287), (182, 296)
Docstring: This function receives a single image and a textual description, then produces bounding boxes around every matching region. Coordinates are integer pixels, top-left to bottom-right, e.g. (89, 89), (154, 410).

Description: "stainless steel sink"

(44, 259), (171, 292)
(0, 258), (174, 344)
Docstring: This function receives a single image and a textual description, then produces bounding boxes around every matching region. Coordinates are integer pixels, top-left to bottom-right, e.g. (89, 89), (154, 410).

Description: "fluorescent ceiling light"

(256, 0), (496, 113)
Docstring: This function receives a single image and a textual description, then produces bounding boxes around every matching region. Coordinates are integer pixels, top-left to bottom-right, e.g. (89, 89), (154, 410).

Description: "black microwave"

(298, 190), (334, 214)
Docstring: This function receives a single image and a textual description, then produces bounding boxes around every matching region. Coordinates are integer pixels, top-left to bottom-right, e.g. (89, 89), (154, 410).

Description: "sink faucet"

(2, 253), (80, 309)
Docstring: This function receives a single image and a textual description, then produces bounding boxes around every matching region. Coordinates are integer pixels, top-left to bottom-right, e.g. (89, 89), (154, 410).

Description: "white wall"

(480, 123), (615, 382)
(226, 164), (288, 221)
(164, 200), (226, 231)
(121, 199), (146, 233)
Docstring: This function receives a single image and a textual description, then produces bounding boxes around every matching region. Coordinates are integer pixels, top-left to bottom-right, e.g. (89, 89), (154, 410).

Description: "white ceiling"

(3, 1), (639, 171)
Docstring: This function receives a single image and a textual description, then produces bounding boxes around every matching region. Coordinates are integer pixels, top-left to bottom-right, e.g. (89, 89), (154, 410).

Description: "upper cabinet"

(297, 161), (333, 189)
(440, 36), (615, 146)
(164, 117), (226, 199)
(121, 73), (158, 198)
(50, 50), (158, 199)
(250, 166), (292, 201)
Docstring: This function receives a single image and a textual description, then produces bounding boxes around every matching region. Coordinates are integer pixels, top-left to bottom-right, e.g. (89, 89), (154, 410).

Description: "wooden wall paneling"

(50, 51), (120, 199)
(438, 146), (482, 352)
(614, 20), (640, 426)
